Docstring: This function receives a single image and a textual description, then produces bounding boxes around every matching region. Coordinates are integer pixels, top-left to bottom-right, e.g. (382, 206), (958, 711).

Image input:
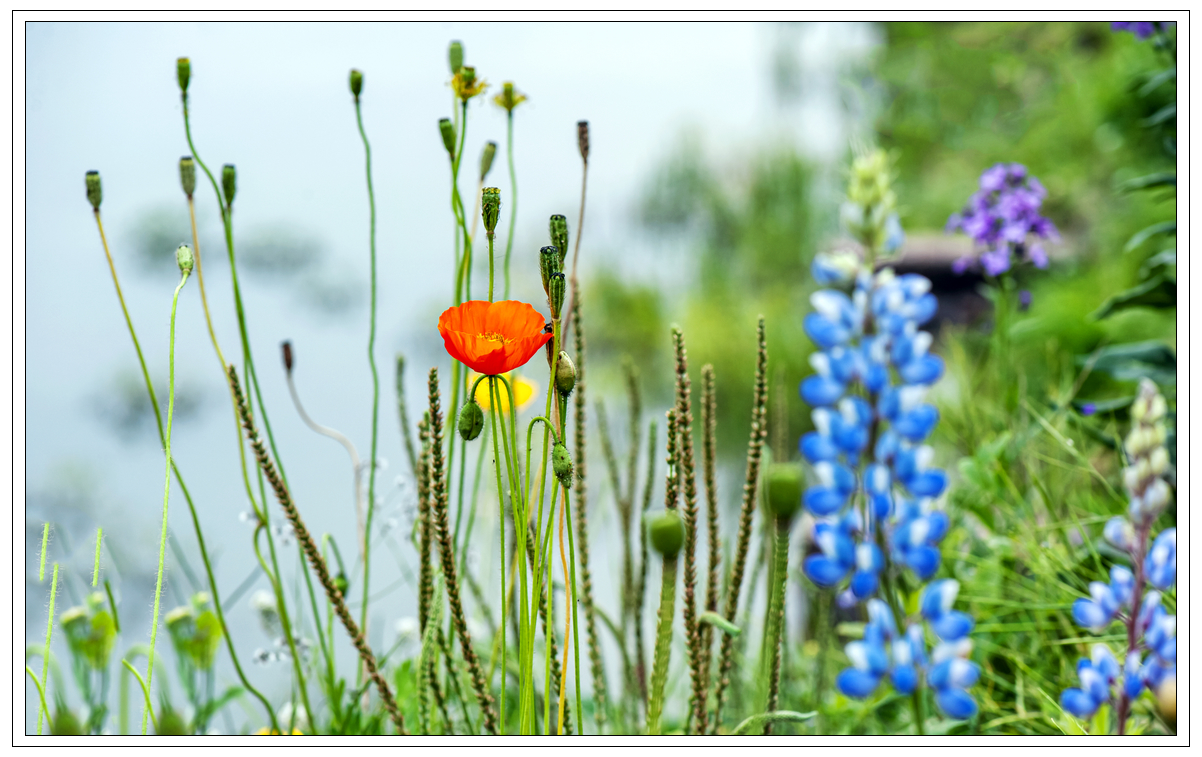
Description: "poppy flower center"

(478, 331), (513, 345)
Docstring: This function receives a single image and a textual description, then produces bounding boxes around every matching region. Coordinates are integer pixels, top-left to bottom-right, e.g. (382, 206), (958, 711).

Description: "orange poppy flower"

(439, 300), (552, 376)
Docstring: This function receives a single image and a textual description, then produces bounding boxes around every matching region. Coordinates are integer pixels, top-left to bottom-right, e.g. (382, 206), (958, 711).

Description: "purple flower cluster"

(946, 163), (1058, 277)
(1111, 22), (1173, 39)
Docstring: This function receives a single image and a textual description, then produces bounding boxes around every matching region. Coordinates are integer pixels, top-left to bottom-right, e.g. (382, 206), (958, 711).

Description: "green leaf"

(1089, 275), (1176, 320)
(1141, 103), (1176, 127)
(697, 611), (741, 637)
(1140, 249), (1177, 280)
(1077, 341), (1176, 386)
(1124, 220), (1176, 253)
(730, 710), (816, 734)
(1139, 66), (1177, 96)
(1118, 171), (1175, 193)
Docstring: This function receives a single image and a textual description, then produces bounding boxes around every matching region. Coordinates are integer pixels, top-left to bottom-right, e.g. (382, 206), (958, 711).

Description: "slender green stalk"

(121, 659), (157, 733)
(700, 365), (720, 689)
(761, 515), (791, 735)
(647, 557), (677, 736)
(396, 355), (420, 481)
(25, 667), (50, 730)
(503, 110), (517, 299)
(92, 527), (103, 587)
(39, 524), (49, 582)
(486, 383), (509, 734)
(634, 420), (657, 706)
(712, 316), (768, 732)
(37, 563), (58, 734)
(143, 268), (190, 734)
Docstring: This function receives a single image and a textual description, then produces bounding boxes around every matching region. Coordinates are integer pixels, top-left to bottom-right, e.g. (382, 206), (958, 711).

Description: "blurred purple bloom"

(947, 163), (1055, 276)
(1111, 22), (1158, 39)
(1018, 289), (1032, 312)
(1081, 402), (1097, 416)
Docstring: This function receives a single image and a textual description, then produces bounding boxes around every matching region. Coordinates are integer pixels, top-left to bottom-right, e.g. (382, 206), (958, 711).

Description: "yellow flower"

(493, 81), (527, 113)
(469, 371), (538, 413)
(451, 66), (488, 102)
(254, 727), (305, 735)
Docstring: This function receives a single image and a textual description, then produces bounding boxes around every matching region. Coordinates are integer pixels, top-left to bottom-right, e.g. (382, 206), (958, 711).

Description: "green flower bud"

(51, 707), (84, 736)
(156, 706), (189, 736)
(482, 187), (501, 234)
(176, 244), (194, 276)
(549, 215), (569, 261)
(480, 141), (498, 181)
(61, 594), (116, 671)
(555, 351), (577, 396)
(648, 510), (684, 558)
(349, 68), (363, 99)
(439, 118), (456, 157)
(764, 462), (804, 520)
(577, 120), (590, 162)
(458, 399), (485, 441)
(549, 272), (566, 320)
(190, 608), (223, 670)
(448, 40), (464, 75)
(85, 170), (102, 211)
(553, 441), (574, 488)
(334, 572), (349, 597)
(177, 57), (191, 94)
(221, 163), (236, 208)
(539, 245), (561, 295)
(179, 156), (196, 198)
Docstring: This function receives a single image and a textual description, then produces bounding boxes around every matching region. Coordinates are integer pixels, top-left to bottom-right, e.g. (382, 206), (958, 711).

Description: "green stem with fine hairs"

(353, 88), (383, 647)
(143, 268), (190, 734)
(647, 557), (677, 736)
(503, 110), (517, 299)
(761, 515), (791, 735)
(37, 563), (58, 734)
(486, 379), (509, 734)
(92, 527), (103, 586)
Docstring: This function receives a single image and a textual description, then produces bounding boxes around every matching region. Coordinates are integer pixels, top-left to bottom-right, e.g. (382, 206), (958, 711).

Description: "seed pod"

(439, 118), (456, 157)
(648, 510), (684, 558)
(177, 57), (191, 94)
(85, 171), (102, 211)
(549, 214), (569, 261)
(448, 40), (464, 75)
(555, 351), (577, 397)
(176, 244), (195, 276)
(764, 462), (803, 520)
(281, 340), (294, 374)
(179, 156), (196, 198)
(349, 68), (363, 99)
(577, 120), (590, 162)
(549, 272), (566, 320)
(482, 187), (501, 234)
(539, 245), (561, 295)
(480, 141), (498, 181)
(553, 441), (574, 487)
(221, 164), (237, 208)
(458, 399), (485, 441)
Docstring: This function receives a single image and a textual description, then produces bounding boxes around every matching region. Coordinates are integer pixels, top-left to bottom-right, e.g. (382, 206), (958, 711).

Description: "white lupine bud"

(838, 398), (859, 425)
(814, 461), (836, 488)
(915, 445), (935, 471)
(1149, 447), (1169, 475)
(845, 641), (870, 671)
(811, 291), (846, 321)
(910, 331), (933, 358)
(1122, 467), (1141, 496)
(898, 385), (927, 412)
(932, 637), (972, 664)
(812, 408), (832, 437)
(810, 351), (831, 376)
(1148, 394), (1166, 422)
(855, 543), (876, 570)
(1144, 479), (1170, 514)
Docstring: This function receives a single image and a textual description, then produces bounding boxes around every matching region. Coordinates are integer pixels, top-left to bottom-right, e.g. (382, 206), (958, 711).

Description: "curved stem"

(487, 380), (509, 734)
(37, 564), (59, 734)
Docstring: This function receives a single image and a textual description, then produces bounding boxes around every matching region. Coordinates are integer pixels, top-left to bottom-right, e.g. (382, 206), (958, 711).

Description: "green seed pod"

(179, 156), (196, 198)
(221, 163), (236, 208)
(51, 707), (85, 736)
(648, 510), (684, 558)
(480, 141), (498, 181)
(85, 170), (102, 211)
(177, 57), (191, 94)
(577, 120), (590, 162)
(555, 351), (577, 396)
(156, 706), (190, 736)
(439, 118), (456, 157)
(764, 462), (804, 520)
(482, 187), (501, 234)
(539, 245), (561, 295)
(549, 272), (566, 320)
(553, 441), (574, 488)
(457, 399), (485, 441)
(334, 572), (349, 597)
(176, 244), (195, 276)
(349, 68), (363, 99)
(448, 40), (464, 75)
(549, 214), (569, 261)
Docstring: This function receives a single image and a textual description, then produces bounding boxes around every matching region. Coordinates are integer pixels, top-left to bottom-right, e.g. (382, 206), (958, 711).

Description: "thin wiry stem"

(396, 355), (420, 482)
(229, 365), (407, 734)
(634, 419), (658, 708)
(762, 516), (791, 735)
(503, 110), (517, 299)
(647, 408), (679, 736)
(37, 563), (59, 734)
(700, 364), (720, 713)
(712, 316), (768, 732)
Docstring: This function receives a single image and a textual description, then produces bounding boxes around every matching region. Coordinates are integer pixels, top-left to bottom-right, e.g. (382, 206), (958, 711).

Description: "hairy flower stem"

(91, 206), (276, 732)
(647, 557), (678, 736)
(761, 515), (791, 735)
(428, 368), (498, 733)
(700, 364), (720, 708)
(570, 284), (605, 733)
(37, 563), (59, 734)
(671, 328), (707, 735)
(396, 355), (420, 481)
(503, 110), (517, 299)
(635, 419), (658, 707)
(142, 268), (190, 734)
(229, 365), (407, 734)
(712, 316), (768, 732)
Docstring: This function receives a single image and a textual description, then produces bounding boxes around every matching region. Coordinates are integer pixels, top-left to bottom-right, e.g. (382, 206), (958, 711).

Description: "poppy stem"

(486, 378), (509, 734)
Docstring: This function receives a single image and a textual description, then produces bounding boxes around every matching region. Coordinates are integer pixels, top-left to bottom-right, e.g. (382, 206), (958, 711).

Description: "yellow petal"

(469, 371), (539, 413)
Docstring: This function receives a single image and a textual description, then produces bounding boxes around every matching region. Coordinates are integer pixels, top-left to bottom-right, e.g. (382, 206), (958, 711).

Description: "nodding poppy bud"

(539, 245), (561, 295)
(177, 57), (191, 94)
(439, 118), (456, 157)
(179, 156), (196, 198)
(221, 164), (236, 208)
(480, 141), (498, 181)
(555, 351), (577, 396)
(281, 340), (294, 374)
(764, 462), (804, 520)
(176, 244), (194, 276)
(553, 441), (574, 487)
(349, 69), (363, 99)
(457, 399), (484, 441)
(448, 40), (464, 75)
(577, 120), (590, 162)
(550, 215), (569, 262)
(649, 510), (684, 558)
(333, 572), (349, 597)
(85, 171), (102, 211)
(482, 187), (501, 235)
(549, 272), (566, 320)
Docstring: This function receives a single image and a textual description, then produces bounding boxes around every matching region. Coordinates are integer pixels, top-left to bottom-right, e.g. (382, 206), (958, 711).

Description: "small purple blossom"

(946, 163), (1057, 276)
(1080, 402), (1096, 416)
(1017, 289), (1032, 312)
(1111, 22), (1172, 40)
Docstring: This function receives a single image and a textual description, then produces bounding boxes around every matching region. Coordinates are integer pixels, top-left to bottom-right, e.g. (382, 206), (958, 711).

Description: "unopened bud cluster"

(539, 245), (565, 318)
(60, 592), (116, 671)
(1123, 379), (1172, 524)
(482, 187), (501, 235)
(176, 244), (195, 276)
(837, 149), (903, 263)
